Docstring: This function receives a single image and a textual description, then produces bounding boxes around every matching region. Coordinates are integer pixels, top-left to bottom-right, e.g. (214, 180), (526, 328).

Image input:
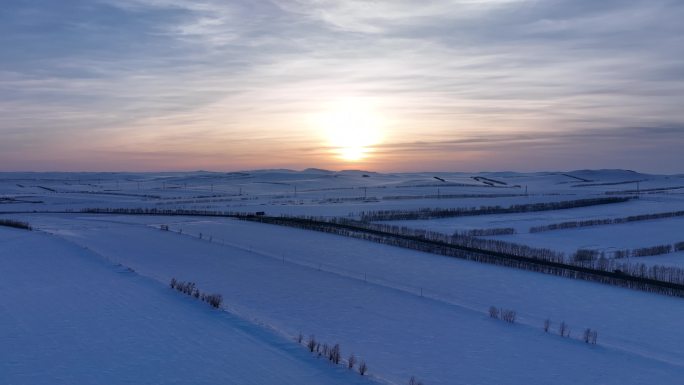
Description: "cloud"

(0, 0), (682, 172)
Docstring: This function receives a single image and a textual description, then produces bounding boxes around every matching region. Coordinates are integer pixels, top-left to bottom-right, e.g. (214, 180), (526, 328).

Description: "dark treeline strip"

(0, 197), (44, 204)
(0, 208), (257, 217)
(458, 228), (516, 236)
(300, 186), (357, 192)
(0, 219), (32, 230)
(610, 241), (684, 259)
(79, 207), (249, 217)
(319, 197), (380, 203)
(562, 174), (592, 182)
(630, 245), (673, 257)
(156, 196), (256, 206)
(396, 183), (499, 188)
(382, 193), (524, 201)
(530, 210), (684, 233)
(572, 180), (644, 187)
(360, 197), (632, 221)
(472, 176), (508, 186)
(243, 215), (684, 297)
(65, 191), (162, 199)
(606, 186), (684, 195)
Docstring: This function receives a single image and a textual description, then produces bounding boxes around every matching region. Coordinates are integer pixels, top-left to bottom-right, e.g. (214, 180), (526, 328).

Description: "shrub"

(501, 309), (516, 323)
(169, 278), (222, 308)
(583, 329), (598, 344)
(204, 293), (223, 308)
(347, 354), (357, 369)
(329, 344), (341, 364)
(307, 336), (317, 352)
(358, 361), (368, 376)
(488, 306), (499, 319)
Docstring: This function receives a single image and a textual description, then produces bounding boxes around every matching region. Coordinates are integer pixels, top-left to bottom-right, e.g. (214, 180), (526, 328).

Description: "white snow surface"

(2, 169), (684, 384)
(0, 227), (375, 385)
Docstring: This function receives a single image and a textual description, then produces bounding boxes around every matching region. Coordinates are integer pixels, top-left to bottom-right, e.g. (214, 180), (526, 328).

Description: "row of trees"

(606, 185), (684, 195)
(624, 244), (675, 258)
(155, 195), (254, 206)
(572, 179), (642, 187)
(491, 308), (599, 345)
(545, 319), (598, 344)
(359, 197), (632, 221)
(458, 228), (516, 237)
(383, 193), (522, 201)
(301, 335), (368, 376)
(574, 240), (684, 260)
(489, 306), (517, 323)
(169, 278), (223, 308)
(299, 333), (427, 384)
(0, 219), (32, 230)
(245, 215), (684, 297)
(530, 210), (684, 233)
(80, 207), (248, 217)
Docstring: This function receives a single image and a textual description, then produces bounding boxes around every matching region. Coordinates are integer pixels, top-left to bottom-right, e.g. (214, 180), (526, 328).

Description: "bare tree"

(358, 361), (368, 376)
(501, 309), (516, 323)
(347, 354), (357, 370)
(590, 330), (598, 345)
(559, 321), (568, 337)
(543, 319), (551, 333)
(330, 344), (341, 364)
(307, 335), (317, 352)
(489, 306), (499, 319)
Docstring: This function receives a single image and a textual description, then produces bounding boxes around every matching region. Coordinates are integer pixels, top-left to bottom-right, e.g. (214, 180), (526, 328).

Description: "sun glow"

(316, 100), (385, 161)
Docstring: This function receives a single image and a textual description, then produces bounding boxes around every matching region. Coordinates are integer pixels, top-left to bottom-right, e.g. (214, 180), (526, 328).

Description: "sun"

(316, 100), (384, 161)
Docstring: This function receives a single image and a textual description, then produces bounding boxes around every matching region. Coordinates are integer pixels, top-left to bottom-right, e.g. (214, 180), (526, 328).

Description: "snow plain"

(2, 169), (684, 384)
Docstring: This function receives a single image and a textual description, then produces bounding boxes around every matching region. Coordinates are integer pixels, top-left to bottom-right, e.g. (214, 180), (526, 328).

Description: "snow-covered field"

(0, 226), (372, 385)
(2, 169), (684, 384)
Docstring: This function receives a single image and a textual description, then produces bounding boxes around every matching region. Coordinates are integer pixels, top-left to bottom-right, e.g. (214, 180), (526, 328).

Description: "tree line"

(457, 228), (516, 236)
(243, 215), (684, 297)
(359, 197), (632, 221)
(80, 207), (248, 217)
(530, 210), (684, 233)
(0, 219), (32, 230)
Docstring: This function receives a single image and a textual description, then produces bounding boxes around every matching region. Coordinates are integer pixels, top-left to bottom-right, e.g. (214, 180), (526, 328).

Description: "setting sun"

(316, 100), (385, 162)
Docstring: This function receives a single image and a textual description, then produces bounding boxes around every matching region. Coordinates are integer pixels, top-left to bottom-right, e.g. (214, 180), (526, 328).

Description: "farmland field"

(2, 169), (684, 384)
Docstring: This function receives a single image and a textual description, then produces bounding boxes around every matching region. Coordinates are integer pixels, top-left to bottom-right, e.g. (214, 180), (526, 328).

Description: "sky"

(1, 0), (683, 173)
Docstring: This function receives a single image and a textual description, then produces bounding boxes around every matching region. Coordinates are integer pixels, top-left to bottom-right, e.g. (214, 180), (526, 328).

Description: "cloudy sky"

(1, 0), (683, 172)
